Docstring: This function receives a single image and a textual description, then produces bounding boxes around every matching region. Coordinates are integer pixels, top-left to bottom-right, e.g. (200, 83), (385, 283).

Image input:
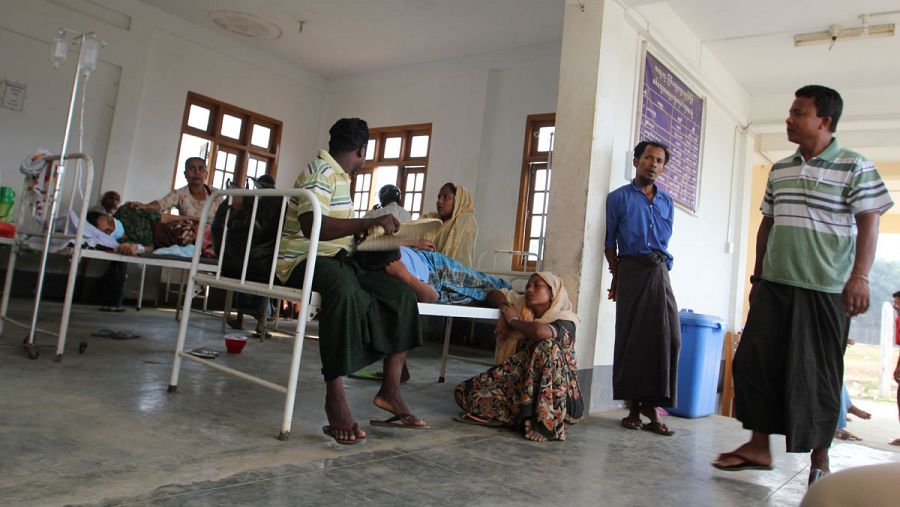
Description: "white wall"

(0, 24), (120, 202)
(322, 42), (561, 259)
(611, 1), (755, 332)
(0, 0), (327, 210)
(542, 0), (755, 410)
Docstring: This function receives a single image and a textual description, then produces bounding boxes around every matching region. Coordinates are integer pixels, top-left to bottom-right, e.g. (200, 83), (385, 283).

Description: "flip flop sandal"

(348, 370), (384, 381)
(621, 417), (643, 430)
(712, 452), (774, 472)
(453, 412), (502, 427)
(322, 423), (365, 445)
(187, 347), (218, 359)
(370, 414), (430, 429)
(111, 330), (140, 340)
(642, 421), (675, 436)
(808, 468), (828, 486)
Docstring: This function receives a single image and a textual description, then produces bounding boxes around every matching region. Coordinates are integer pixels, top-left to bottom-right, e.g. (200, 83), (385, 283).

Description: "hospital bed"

(0, 153), (221, 360)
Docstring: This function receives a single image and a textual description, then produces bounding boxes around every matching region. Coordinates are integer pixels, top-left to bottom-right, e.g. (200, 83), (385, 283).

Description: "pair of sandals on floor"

(620, 403), (675, 436)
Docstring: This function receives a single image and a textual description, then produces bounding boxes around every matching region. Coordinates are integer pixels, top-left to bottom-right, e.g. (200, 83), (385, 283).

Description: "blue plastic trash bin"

(668, 309), (725, 418)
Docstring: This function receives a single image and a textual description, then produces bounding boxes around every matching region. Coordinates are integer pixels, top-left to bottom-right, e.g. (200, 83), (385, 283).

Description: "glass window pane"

(529, 239), (541, 256)
(213, 171), (225, 189)
(530, 216), (543, 237)
(221, 114), (243, 139)
(546, 169), (552, 188)
(251, 124), (271, 149)
(404, 194), (413, 209)
(187, 105), (211, 131)
(215, 153), (227, 170)
(411, 212), (420, 220)
(532, 193), (545, 214)
(412, 193), (422, 211)
(175, 133), (210, 189)
(410, 135), (429, 157)
(537, 126), (555, 152)
(225, 153), (236, 172)
(534, 169), (547, 191)
(406, 173), (415, 190)
(366, 139), (376, 160)
(355, 177), (365, 191)
(383, 137), (401, 158)
(415, 173), (424, 191)
(363, 173), (371, 187)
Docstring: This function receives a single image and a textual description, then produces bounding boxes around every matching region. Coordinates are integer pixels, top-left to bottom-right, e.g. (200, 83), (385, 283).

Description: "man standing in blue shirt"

(605, 140), (680, 436)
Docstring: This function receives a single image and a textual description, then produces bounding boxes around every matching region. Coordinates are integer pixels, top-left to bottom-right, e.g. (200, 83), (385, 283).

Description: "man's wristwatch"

(749, 275), (762, 285)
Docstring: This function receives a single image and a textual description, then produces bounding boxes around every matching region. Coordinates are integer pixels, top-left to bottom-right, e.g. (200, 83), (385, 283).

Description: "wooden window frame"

(173, 92), (283, 191)
(512, 113), (555, 271)
(352, 123), (432, 218)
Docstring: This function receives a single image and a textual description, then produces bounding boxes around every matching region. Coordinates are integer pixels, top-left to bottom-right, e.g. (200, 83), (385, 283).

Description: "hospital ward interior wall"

(542, 0), (754, 411)
(0, 0), (327, 212)
(320, 41), (562, 260)
(0, 0), (327, 293)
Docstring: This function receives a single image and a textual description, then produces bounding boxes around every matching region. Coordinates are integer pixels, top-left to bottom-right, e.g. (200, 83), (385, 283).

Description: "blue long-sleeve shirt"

(605, 181), (675, 270)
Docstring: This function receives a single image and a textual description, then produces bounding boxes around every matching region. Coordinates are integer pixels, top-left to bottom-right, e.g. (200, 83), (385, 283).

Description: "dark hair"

(634, 140), (670, 165)
(795, 85), (843, 132)
(100, 191), (120, 211)
(184, 157), (207, 170)
(378, 184), (402, 206)
(440, 182), (457, 195)
(328, 118), (369, 154)
(86, 211), (102, 227)
(893, 291), (900, 299)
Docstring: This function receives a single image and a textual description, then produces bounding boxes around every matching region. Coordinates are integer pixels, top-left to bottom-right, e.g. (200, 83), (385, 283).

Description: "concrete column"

(544, 0), (633, 410)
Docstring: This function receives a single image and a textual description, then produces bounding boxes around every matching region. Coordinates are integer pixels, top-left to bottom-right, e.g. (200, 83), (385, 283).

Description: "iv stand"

(24, 31), (103, 357)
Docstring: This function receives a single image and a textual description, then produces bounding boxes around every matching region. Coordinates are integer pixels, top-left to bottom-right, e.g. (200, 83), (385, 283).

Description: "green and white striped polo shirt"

(276, 150), (355, 282)
(761, 138), (893, 293)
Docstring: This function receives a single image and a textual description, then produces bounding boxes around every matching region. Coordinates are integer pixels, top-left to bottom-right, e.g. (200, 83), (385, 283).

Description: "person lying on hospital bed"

(384, 247), (511, 304)
(361, 183), (506, 303)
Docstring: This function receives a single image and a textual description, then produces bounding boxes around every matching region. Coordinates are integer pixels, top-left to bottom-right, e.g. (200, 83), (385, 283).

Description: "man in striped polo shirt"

(277, 118), (426, 445)
(713, 86), (893, 485)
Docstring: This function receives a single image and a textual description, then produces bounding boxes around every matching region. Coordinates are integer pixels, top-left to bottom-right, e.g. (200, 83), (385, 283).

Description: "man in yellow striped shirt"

(278, 118), (427, 444)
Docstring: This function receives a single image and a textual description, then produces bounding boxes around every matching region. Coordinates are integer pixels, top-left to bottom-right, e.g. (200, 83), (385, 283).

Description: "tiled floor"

(1, 301), (897, 507)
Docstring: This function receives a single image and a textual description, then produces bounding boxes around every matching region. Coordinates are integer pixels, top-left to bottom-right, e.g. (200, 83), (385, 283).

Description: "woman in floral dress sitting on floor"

(454, 272), (584, 441)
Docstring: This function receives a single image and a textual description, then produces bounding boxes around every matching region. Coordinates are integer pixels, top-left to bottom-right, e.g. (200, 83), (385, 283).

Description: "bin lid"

(679, 309), (724, 329)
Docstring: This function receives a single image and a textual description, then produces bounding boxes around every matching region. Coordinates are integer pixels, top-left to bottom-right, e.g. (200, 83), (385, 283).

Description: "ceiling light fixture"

(794, 13), (895, 48)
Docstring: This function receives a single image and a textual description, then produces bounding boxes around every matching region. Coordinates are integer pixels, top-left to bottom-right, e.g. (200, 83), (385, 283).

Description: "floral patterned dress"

(454, 320), (583, 440)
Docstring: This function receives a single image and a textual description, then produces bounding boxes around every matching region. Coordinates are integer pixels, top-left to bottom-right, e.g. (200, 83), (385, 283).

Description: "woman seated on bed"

(453, 272), (584, 442)
(422, 182), (477, 267)
(129, 157), (220, 221)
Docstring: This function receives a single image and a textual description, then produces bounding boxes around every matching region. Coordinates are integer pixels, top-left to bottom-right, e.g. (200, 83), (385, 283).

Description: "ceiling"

(139, 0), (565, 78)
(139, 1), (899, 157)
(665, 0), (900, 95)
(140, 0), (900, 93)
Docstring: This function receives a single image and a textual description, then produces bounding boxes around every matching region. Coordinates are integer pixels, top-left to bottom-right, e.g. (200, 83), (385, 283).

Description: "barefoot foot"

(523, 419), (548, 442)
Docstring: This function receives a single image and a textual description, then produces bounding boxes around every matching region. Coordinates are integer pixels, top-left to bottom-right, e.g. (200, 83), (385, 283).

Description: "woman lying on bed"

(383, 247), (510, 304)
